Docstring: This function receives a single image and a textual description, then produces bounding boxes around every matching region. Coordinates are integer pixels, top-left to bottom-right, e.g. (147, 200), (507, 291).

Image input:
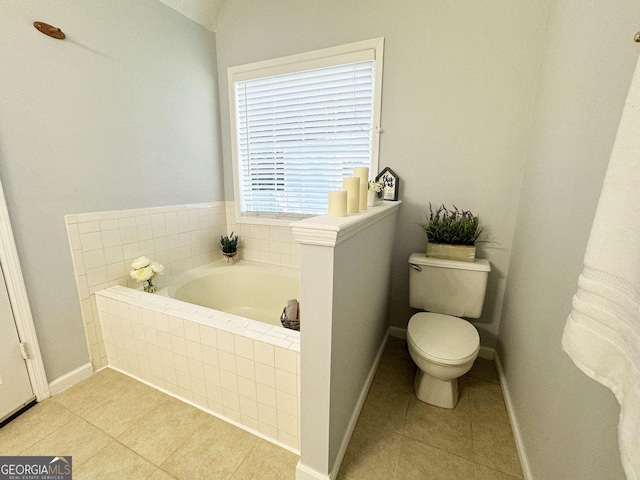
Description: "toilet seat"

(407, 312), (480, 366)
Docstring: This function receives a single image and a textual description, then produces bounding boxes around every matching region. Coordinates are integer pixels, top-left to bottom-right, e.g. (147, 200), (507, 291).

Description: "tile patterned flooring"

(0, 336), (522, 479)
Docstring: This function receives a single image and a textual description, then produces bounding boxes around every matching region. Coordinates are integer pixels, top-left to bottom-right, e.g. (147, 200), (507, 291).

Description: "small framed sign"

(375, 167), (399, 201)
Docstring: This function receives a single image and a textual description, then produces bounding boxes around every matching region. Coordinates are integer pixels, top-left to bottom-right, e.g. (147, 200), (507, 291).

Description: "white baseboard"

(295, 462), (330, 480)
(389, 326), (406, 339)
(296, 328), (390, 480)
(478, 345), (495, 360)
(48, 362), (93, 395)
(494, 351), (533, 480)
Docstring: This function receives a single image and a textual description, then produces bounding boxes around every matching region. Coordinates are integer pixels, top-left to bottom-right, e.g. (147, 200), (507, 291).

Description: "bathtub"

(95, 260), (302, 452)
(163, 261), (300, 326)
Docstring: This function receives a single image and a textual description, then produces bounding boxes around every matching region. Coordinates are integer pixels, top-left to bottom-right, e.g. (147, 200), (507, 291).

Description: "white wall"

(214, 0), (550, 348)
(0, 0), (223, 381)
(498, 1), (640, 478)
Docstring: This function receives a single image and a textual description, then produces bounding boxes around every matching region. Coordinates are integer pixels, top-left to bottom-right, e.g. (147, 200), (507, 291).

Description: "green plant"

(419, 204), (484, 246)
(219, 232), (240, 254)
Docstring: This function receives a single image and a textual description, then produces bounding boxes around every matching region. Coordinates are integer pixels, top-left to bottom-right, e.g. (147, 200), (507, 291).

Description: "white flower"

(130, 266), (154, 282)
(150, 262), (164, 275)
(131, 256), (150, 270)
(368, 181), (384, 192)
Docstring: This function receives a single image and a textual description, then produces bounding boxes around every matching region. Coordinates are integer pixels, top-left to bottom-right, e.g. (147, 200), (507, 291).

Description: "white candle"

(353, 167), (369, 211)
(328, 190), (348, 217)
(342, 176), (360, 214)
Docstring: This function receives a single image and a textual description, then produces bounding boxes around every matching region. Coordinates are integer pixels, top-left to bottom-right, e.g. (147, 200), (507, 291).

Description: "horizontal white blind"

(235, 60), (375, 217)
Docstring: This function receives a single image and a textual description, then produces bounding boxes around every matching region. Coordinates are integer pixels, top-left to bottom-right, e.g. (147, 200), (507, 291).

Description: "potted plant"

(419, 204), (484, 262)
(220, 232), (240, 263)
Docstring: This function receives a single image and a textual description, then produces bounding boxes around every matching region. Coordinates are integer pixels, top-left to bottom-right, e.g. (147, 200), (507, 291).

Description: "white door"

(0, 263), (34, 423)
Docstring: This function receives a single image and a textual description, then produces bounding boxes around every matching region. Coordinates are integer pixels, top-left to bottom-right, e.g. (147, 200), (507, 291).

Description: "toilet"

(407, 253), (491, 409)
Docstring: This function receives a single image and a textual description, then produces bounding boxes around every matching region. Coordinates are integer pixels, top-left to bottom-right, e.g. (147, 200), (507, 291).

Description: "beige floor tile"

(372, 338), (415, 394)
(73, 440), (156, 480)
(468, 378), (510, 424)
(472, 418), (523, 478)
(162, 415), (258, 480)
(62, 372), (168, 437)
(118, 396), (209, 466)
(230, 438), (299, 480)
(467, 358), (500, 384)
(337, 420), (403, 480)
(395, 437), (475, 480)
(403, 382), (473, 459)
(474, 462), (522, 479)
(357, 381), (412, 436)
(0, 399), (76, 455)
(148, 469), (179, 480)
(52, 368), (123, 414)
(20, 415), (111, 468)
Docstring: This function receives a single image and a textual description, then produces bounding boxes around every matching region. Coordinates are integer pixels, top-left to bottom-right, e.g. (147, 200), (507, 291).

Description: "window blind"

(234, 60), (376, 218)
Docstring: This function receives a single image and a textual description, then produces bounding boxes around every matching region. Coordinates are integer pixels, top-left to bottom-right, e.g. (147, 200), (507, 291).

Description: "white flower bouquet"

(367, 180), (384, 206)
(130, 256), (164, 293)
(368, 180), (384, 193)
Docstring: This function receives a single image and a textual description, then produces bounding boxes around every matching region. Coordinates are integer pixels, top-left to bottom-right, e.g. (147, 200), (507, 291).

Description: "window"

(228, 38), (384, 223)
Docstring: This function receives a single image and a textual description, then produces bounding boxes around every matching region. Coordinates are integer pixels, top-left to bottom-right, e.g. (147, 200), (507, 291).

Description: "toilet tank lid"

(408, 253), (491, 272)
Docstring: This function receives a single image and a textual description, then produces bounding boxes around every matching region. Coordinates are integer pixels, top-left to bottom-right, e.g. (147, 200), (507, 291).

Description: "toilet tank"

(408, 253), (491, 318)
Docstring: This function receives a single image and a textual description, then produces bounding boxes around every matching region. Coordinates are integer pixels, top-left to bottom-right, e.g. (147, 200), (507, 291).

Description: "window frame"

(227, 38), (384, 226)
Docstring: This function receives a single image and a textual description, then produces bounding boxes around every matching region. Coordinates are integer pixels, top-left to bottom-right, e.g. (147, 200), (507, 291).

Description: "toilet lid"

(407, 312), (480, 364)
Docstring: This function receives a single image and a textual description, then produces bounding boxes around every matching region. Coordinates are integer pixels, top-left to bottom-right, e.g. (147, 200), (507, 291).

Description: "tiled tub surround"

(96, 286), (301, 452)
(65, 201), (300, 370)
(224, 202), (301, 267)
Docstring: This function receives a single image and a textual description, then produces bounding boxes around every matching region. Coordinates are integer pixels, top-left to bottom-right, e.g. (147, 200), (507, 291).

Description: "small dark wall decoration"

(376, 167), (399, 201)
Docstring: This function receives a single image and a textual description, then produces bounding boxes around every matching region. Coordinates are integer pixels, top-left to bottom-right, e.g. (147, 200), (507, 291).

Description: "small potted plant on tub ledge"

(419, 203), (485, 262)
(220, 232), (240, 263)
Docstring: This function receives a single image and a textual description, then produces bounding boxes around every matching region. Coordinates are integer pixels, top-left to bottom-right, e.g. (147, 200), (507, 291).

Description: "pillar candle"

(342, 176), (360, 214)
(328, 190), (348, 217)
(353, 167), (369, 211)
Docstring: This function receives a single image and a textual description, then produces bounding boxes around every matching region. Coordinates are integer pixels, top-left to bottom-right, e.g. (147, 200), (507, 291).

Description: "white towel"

(562, 54), (640, 480)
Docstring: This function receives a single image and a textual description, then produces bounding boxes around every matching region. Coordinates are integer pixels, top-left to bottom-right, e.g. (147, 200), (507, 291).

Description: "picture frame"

(375, 167), (399, 201)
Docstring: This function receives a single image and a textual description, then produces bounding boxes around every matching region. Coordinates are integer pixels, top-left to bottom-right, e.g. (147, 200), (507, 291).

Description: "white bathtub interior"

(163, 261), (300, 326)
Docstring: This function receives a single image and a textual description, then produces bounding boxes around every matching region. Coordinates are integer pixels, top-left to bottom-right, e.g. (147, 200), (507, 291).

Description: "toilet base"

(414, 369), (459, 409)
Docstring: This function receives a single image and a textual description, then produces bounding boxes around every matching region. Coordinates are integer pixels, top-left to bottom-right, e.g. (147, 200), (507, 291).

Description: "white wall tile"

(236, 357), (255, 381)
(255, 363), (275, 388)
(234, 335), (254, 360)
(258, 404), (278, 428)
(222, 389), (240, 411)
(275, 347), (297, 374)
(218, 351), (237, 374)
(275, 369), (297, 396)
(256, 383), (277, 409)
(217, 330), (235, 354)
(238, 376), (256, 401)
(254, 342), (274, 366)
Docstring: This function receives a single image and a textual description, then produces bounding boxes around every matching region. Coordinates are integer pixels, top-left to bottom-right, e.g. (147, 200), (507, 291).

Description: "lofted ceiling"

(158, 0), (228, 32)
